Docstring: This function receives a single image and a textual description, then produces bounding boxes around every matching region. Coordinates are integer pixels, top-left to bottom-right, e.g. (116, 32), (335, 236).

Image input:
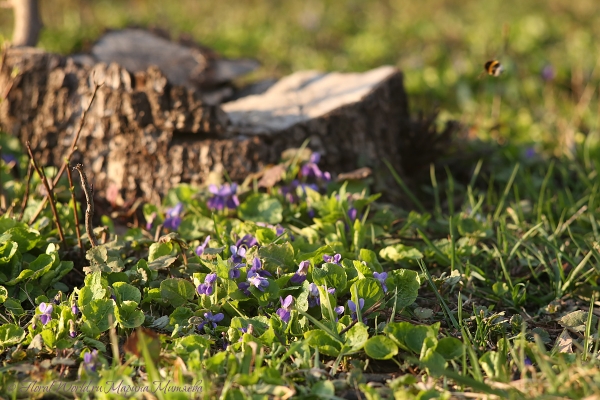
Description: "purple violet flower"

(238, 325), (255, 342)
(195, 236), (211, 256)
(236, 234), (258, 249)
(163, 203), (183, 230)
(229, 262), (243, 279)
(348, 207), (358, 222)
(222, 332), (229, 350)
(69, 320), (77, 338)
(248, 258), (272, 278)
(344, 207), (360, 232)
(323, 253), (342, 265)
(300, 153), (331, 181)
(198, 312), (224, 330)
(525, 147), (536, 159)
(197, 273), (217, 296)
(248, 275), (269, 291)
(334, 305), (345, 321)
(307, 283), (335, 307)
(230, 245), (247, 264)
(290, 260), (310, 284)
(373, 272), (388, 293)
(541, 64), (555, 82)
(274, 224), (294, 241)
(72, 304), (80, 315)
(239, 326), (249, 339)
(348, 298), (365, 322)
(276, 295), (294, 323)
(83, 350), (98, 372)
(280, 180), (299, 203)
(1, 153), (17, 166)
(38, 302), (53, 325)
(238, 327), (248, 342)
(207, 183), (240, 211)
(240, 258), (272, 293)
(146, 212), (157, 231)
(275, 225), (286, 237)
(238, 282), (251, 296)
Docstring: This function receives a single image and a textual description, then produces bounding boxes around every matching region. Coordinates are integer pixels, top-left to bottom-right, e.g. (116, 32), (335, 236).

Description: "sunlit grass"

(2, 1), (600, 398)
(3, 1), (596, 152)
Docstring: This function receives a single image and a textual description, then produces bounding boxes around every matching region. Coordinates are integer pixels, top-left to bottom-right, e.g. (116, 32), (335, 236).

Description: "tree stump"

(0, 34), (410, 205)
(70, 28), (261, 105)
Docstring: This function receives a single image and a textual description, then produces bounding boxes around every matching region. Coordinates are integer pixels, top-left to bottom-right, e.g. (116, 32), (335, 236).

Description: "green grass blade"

(384, 159), (426, 213)
(493, 162), (520, 221)
(297, 309), (342, 342)
(417, 228), (451, 265)
(430, 163), (441, 218)
(418, 259), (460, 331)
(536, 160), (555, 224)
(562, 248), (594, 293)
(445, 166), (456, 216)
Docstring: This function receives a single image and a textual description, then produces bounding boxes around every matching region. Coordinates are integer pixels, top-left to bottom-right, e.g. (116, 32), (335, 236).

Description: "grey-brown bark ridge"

(0, 33), (410, 205)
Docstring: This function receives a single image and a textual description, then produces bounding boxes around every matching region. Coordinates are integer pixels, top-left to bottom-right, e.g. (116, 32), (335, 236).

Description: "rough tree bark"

(8, 0), (42, 47)
(0, 43), (411, 205)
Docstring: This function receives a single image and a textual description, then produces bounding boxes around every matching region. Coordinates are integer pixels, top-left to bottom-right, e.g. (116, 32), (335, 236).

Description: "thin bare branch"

(28, 83), (100, 224)
(74, 163), (98, 247)
(66, 161), (85, 259)
(0, 146), (5, 212)
(25, 141), (67, 248)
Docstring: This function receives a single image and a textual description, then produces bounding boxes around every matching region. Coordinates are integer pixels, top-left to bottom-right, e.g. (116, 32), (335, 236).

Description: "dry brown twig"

(66, 161), (85, 260)
(74, 164), (98, 247)
(25, 141), (67, 248)
(28, 83), (101, 225)
(0, 145), (5, 212)
(154, 224), (163, 242)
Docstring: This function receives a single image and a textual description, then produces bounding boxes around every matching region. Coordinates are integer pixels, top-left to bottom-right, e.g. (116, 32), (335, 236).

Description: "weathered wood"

(222, 67), (409, 185)
(0, 44), (411, 205)
(70, 29), (260, 104)
(0, 47), (229, 205)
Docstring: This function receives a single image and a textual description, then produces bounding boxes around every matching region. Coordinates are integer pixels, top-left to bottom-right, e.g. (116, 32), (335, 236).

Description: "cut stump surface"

(0, 42), (409, 205)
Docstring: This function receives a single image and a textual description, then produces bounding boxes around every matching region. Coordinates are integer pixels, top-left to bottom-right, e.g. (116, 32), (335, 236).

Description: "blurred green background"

(2, 0), (600, 153)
